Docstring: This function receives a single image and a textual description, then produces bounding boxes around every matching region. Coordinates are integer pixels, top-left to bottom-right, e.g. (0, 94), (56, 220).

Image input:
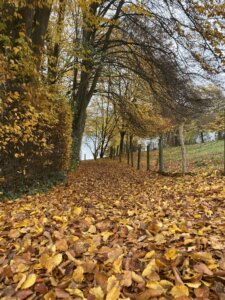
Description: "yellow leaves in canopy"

(21, 274), (37, 289)
(39, 253), (62, 273)
(72, 266), (84, 283)
(170, 285), (189, 298)
(13, 46), (21, 55)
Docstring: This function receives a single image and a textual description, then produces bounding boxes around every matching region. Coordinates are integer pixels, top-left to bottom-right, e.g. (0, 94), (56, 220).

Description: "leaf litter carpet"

(1, 160), (225, 300)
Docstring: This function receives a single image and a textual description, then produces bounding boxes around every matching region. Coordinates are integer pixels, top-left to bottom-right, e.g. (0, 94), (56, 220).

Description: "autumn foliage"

(0, 49), (72, 189)
(1, 160), (225, 299)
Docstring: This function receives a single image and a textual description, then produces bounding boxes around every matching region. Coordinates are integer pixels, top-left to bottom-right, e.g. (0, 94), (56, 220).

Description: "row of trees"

(84, 83), (224, 173)
(0, 0), (224, 189)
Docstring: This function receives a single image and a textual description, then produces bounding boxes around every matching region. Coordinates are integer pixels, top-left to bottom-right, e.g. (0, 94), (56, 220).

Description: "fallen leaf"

(21, 273), (37, 289)
(171, 286), (189, 298)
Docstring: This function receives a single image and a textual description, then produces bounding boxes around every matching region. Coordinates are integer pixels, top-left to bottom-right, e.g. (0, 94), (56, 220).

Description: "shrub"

(0, 82), (72, 191)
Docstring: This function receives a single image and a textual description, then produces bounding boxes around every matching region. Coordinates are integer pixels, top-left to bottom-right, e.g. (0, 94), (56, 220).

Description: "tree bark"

(48, 0), (66, 84)
(71, 0), (125, 167)
(119, 131), (126, 155)
(200, 132), (204, 143)
(179, 123), (188, 175)
(130, 135), (134, 167)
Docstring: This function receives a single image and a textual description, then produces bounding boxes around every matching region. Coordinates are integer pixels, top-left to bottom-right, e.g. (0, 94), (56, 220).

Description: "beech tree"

(63, 0), (224, 164)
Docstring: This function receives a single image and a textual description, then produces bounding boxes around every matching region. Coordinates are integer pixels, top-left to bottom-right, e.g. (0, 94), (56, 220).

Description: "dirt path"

(1, 160), (225, 299)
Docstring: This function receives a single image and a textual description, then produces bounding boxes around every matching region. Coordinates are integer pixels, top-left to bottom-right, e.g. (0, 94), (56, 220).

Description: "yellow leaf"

(131, 271), (145, 284)
(107, 275), (119, 292)
(164, 248), (178, 260)
(127, 210), (135, 216)
(170, 285), (189, 298)
(144, 250), (156, 260)
(113, 254), (123, 273)
(16, 274), (27, 291)
(101, 231), (113, 242)
(21, 274), (37, 289)
(115, 200), (120, 207)
(66, 288), (84, 298)
(52, 253), (63, 267)
(120, 271), (132, 287)
(40, 253), (62, 273)
(186, 282), (201, 288)
(142, 259), (157, 277)
(73, 266), (84, 283)
(106, 286), (120, 300)
(44, 290), (56, 300)
(88, 225), (97, 233)
(53, 216), (66, 223)
(74, 207), (82, 215)
(13, 47), (20, 54)
(146, 281), (165, 293)
(90, 286), (104, 300)
(160, 280), (174, 289)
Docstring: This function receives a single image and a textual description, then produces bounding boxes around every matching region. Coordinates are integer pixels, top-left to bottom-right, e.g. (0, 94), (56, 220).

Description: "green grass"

(121, 140), (224, 173)
(164, 140), (223, 160)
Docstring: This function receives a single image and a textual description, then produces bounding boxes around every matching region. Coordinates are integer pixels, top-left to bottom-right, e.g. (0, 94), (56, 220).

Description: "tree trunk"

(72, 106), (87, 168)
(218, 131), (223, 140)
(179, 123), (188, 175)
(31, 3), (52, 63)
(130, 135), (134, 167)
(48, 0), (66, 84)
(200, 132), (204, 143)
(119, 131), (126, 155)
(158, 134), (164, 174)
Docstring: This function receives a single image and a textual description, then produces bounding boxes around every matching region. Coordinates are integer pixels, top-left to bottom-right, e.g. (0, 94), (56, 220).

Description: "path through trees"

(1, 160), (225, 299)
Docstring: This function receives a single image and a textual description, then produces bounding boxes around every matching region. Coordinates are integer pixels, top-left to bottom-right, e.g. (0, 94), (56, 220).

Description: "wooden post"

(179, 122), (187, 174)
(131, 146), (134, 167)
(137, 144), (141, 170)
(119, 145), (122, 163)
(147, 144), (150, 171)
(159, 134), (164, 174)
(113, 147), (116, 160)
(116, 145), (119, 158)
(84, 154), (86, 161)
(127, 146), (130, 165)
(110, 146), (113, 159)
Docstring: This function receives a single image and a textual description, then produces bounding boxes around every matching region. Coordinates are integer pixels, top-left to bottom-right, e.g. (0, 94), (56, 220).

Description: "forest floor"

(1, 160), (225, 299)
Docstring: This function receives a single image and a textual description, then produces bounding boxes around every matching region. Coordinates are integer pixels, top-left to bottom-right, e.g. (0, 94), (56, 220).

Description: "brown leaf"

(136, 288), (163, 300)
(15, 290), (33, 300)
(194, 263), (213, 275)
